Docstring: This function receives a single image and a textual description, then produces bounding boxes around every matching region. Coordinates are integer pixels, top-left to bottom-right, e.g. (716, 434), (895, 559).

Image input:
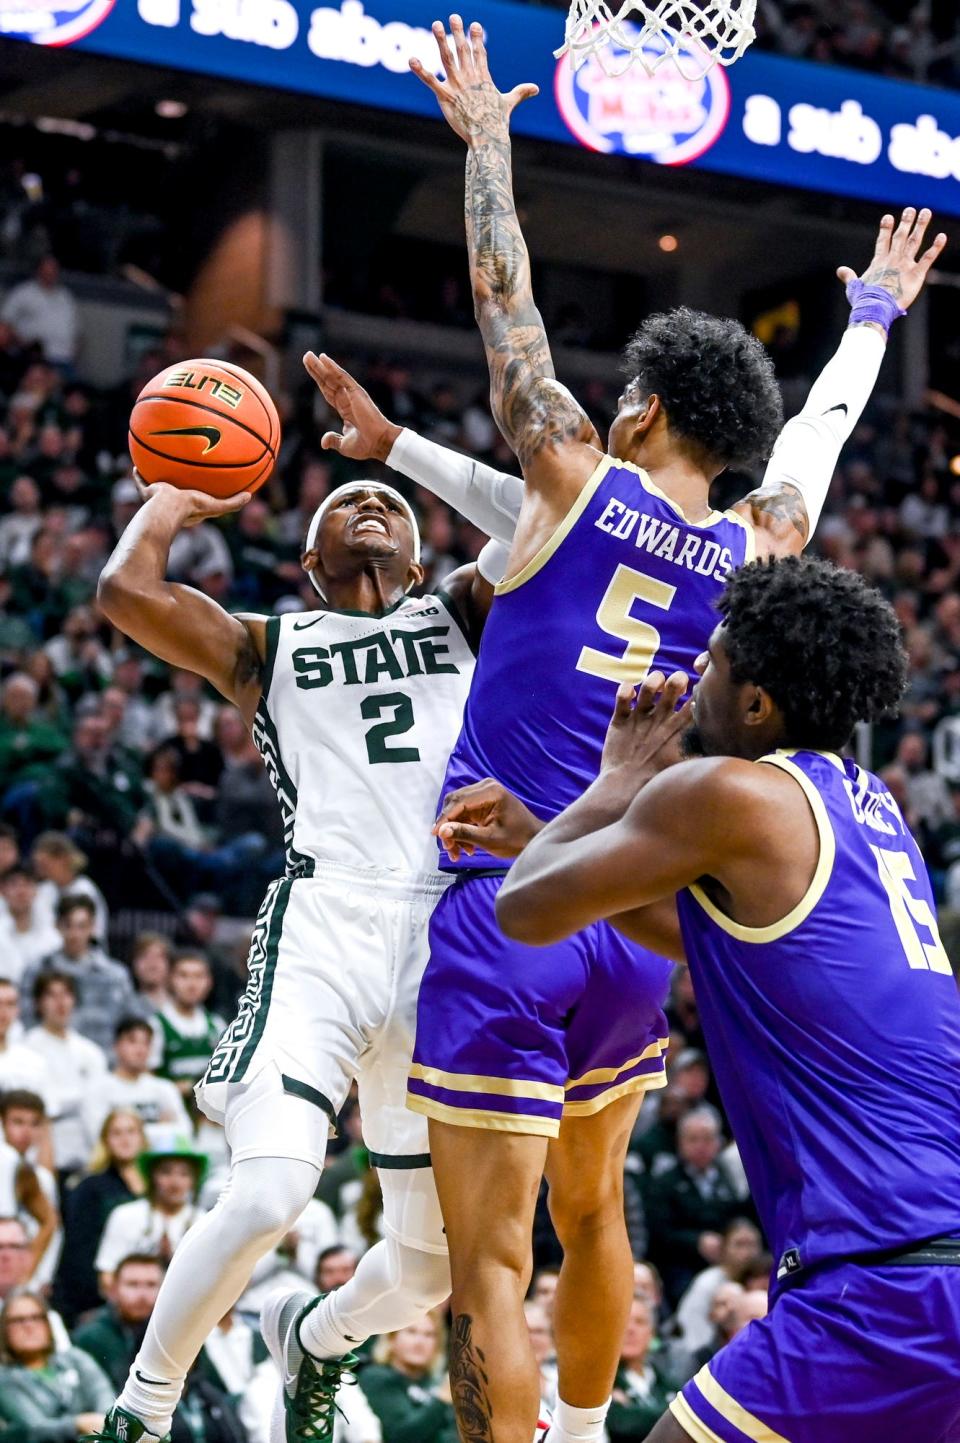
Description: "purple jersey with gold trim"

(677, 749), (960, 1279)
(440, 454), (755, 869)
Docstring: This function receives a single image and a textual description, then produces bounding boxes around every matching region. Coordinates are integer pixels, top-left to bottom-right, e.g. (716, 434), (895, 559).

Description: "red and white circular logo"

(0, 0), (117, 47)
(555, 31), (731, 164)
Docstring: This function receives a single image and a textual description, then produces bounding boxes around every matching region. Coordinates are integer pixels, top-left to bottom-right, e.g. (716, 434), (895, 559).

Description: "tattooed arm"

(411, 19), (601, 505)
(98, 483), (267, 727)
(736, 206), (946, 559)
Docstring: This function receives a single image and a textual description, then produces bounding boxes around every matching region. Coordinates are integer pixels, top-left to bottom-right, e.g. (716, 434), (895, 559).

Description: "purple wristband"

(845, 277), (907, 335)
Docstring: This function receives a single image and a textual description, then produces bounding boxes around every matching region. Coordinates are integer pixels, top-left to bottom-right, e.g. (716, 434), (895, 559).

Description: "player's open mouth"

(353, 517), (390, 537)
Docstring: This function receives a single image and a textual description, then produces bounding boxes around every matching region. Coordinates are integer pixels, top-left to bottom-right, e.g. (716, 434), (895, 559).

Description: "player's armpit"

(608, 896), (686, 962)
(733, 482), (809, 558)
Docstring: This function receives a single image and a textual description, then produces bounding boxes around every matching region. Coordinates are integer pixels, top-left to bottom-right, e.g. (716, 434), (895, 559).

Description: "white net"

(555, 0), (757, 80)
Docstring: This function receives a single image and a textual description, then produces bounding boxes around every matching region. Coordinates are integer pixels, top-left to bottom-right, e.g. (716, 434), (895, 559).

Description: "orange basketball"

(129, 359), (281, 498)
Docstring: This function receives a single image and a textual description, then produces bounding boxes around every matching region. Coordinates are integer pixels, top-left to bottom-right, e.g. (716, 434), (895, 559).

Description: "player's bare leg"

(429, 1119), (548, 1443)
(543, 1093), (643, 1440)
(645, 1414), (692, 1442)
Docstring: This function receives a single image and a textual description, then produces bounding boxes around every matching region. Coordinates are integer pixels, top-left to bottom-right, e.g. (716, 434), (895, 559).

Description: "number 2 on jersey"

(870, 844), (951, 974)
(576, 564), (677, 684)
(362, 692), (420, 765)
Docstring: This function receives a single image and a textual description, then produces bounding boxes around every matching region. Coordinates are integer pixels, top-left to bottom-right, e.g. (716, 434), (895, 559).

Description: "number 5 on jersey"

(577, 564), (677, 684)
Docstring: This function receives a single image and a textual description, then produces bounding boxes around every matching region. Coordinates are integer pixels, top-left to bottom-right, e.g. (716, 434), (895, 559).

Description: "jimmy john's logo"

(163, 371), (243, 409)
(0, 0), (116, 45)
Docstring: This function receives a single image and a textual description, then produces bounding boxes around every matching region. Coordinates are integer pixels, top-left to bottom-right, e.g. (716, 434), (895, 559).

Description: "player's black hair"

(718, 556), (908, 750)
(622, 307), (783, 469)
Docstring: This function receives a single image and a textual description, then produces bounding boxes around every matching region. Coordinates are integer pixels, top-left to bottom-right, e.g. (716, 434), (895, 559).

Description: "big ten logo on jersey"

(1, 0), (117, 45)
(292, 624), (459, 690)
(554, 29), (730, 161)
(842, 769), (905, 837)
(163, 370), (243, 409)
(595, 497), (735, 582)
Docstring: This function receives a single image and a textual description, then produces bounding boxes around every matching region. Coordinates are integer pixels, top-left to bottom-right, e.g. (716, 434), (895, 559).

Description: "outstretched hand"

(409, 15), (538, 145)
(837, 206), (946, 310)
(303, 351), (401, 463)
(133, 472), (250, 529)
(601, 671), (691, 779)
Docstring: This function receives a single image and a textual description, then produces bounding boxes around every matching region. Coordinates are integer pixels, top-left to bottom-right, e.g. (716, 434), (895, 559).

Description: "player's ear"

(635, 394), (660, 436)
(301, 547), (320, 575)
(405, 562), (425, 594)
(744, 685), (776, 728)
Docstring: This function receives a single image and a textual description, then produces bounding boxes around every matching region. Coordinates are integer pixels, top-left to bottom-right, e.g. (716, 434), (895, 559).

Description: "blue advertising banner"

(5, 0), (960, 214)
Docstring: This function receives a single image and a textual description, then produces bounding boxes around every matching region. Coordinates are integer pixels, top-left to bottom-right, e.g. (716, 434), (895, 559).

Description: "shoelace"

(290, 1353), (360, 1440)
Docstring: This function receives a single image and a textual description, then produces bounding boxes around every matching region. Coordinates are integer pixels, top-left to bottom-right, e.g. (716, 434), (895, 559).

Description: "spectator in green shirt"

(607, 1297), (682, 1443)
(72, 1253), (165, 1391)
(360, 1317), (458, 1443)
(0, 673), (66, 794)
(0, 1288), (113, 1442)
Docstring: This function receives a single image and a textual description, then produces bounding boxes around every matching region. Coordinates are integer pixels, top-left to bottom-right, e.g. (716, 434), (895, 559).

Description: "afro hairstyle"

(622, 307), (783, 470)
(717, 556), (908, 751)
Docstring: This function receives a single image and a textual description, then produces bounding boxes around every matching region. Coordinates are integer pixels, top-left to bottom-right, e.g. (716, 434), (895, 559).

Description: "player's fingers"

(211, 491), (252, 515)
(448, 14), (471, 71)
(437, 821), (490, 848)
(409, 55), (448, 95)
(469, 21), (490, 75)
(636, 671), (666, 712)
(314, 352), (356, 388)
(918, 232), (948, 273)
(437, 778), (502, 822)
(431, 19), (457, 75)
(131, 470), (151, 500)
(836, 266), (856, 286)
(906, 207), (932, 260)
(320, 431), (344, 452)
(871, 213), (895, 261)
(506, 83), (540, 112)
(889, 206), (916, 258)
(610, 681), (635, 722)
(656, 671), (689, 717)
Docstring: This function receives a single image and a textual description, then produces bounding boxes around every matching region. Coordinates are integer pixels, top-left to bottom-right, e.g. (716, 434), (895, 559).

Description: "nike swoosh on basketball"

(293, 615), (328, 630)
(151, 425), (222, 454)
(822, 403), (848, 417)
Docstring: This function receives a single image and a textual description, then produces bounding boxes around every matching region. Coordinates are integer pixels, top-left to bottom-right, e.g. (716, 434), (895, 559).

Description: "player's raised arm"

(303, 350), (524, 543)
(738, 206), (946, 558)
(97, 483), (266, 726)
(410, 17), (601, 495)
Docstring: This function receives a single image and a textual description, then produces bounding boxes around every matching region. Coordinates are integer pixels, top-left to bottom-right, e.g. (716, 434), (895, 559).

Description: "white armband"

(756, 324), (887, 538)
(476, 538), (511, 586)
(387, 429), (523, 545)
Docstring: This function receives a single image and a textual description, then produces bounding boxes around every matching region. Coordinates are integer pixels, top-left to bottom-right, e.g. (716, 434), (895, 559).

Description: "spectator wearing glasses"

(0, 1289), (112, 1441)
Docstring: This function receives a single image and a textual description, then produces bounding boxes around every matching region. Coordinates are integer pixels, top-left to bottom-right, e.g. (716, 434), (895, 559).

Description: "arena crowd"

(0, 248), (954, 1437)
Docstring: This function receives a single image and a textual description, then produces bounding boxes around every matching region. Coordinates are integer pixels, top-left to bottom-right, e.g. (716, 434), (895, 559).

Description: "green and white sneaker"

(261, 1289), (359, 1443)
(83, 1408), (169, 1443)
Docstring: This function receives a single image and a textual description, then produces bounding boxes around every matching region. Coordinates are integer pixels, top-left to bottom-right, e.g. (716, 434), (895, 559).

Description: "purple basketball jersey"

(440, 454), (755, 869)
(677, 750), (960, 1279)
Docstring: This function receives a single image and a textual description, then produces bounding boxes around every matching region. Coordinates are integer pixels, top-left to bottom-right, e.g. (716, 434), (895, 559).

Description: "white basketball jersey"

(253, 595), (476, 881)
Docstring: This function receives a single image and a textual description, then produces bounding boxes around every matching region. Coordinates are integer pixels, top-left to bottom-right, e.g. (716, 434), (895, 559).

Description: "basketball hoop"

(555, 0), (757, 81)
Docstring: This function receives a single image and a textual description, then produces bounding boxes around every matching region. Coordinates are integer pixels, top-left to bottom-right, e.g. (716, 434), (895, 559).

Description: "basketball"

(128, 359), (281, 499)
